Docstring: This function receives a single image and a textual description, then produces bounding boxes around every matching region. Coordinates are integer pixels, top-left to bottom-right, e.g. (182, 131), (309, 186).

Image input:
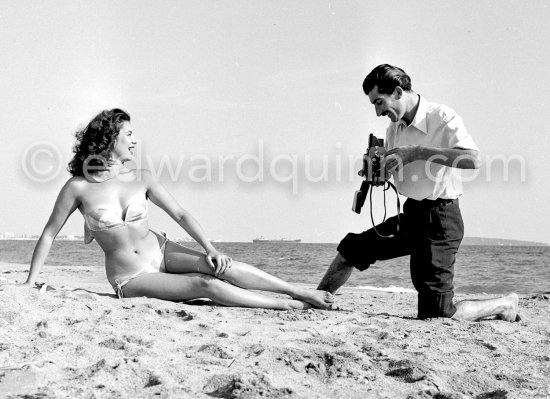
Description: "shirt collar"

(397, 95), (428, 134)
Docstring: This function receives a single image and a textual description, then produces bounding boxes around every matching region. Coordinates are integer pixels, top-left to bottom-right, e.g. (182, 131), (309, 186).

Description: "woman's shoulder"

(55, 176), (88, 200)
(66, 175), (95, 190)
(65, 175), (88, 187)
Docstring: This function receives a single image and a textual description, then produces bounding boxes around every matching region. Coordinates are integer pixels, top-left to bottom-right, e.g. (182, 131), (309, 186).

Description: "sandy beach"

(1, 262), (549, 399)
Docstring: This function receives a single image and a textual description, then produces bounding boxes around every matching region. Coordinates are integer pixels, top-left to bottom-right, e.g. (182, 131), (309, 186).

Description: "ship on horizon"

(252, 236), (301, 244)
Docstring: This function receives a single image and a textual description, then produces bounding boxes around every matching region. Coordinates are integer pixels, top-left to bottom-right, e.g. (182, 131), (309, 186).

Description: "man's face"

(368, 85), (403, 123)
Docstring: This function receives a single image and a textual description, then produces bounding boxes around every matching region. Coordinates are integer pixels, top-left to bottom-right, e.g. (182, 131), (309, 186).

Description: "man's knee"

(336, 233), (376, 271)
(334, 253), (353, 270)
(412, 273), (456, 319)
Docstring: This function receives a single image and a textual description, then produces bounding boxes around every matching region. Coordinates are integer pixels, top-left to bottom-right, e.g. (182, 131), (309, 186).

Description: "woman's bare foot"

(293, 289), (334, 310)
(288, 299), (314, 310)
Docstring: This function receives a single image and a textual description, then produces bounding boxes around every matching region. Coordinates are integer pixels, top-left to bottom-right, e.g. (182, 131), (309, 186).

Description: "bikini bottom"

(113, 233), (170, 299)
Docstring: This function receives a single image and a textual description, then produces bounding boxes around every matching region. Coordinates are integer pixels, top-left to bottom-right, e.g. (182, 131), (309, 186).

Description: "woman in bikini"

(25, 108), (333, 310)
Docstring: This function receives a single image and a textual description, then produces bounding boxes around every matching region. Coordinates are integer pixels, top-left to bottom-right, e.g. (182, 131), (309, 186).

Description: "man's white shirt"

(385, 96), (479, 201)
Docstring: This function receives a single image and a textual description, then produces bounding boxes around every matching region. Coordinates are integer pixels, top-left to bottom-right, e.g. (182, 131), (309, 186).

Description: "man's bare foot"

(453, 292), (520, 321)
(497, 293), (520, 322)
(293, 289), (334, 310)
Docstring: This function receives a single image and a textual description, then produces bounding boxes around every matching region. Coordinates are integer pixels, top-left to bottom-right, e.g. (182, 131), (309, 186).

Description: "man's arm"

(383, 145), (481, 172)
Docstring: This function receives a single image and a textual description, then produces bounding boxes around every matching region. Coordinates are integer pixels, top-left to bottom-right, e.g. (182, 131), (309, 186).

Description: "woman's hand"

(206, 250), (233, 276)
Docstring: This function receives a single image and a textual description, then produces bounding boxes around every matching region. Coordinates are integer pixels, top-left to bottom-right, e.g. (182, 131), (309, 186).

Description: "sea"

(1, 240), (548, 295)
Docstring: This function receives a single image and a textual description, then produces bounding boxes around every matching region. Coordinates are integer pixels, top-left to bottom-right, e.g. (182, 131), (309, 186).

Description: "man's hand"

(383, 145), (420, 172)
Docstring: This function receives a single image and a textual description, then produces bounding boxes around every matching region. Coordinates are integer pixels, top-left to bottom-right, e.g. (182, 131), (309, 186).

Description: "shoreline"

(1, 262), (549, 398)
(1, 237), (549, 245)
(2, 261), (547, 297)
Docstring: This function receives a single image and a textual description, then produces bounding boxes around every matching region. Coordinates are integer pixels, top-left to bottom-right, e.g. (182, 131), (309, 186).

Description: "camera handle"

(369, 180), (401, 239)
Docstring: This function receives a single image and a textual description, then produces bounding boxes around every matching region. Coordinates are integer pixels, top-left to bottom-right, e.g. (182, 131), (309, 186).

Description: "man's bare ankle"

(316, 282), (338, 294)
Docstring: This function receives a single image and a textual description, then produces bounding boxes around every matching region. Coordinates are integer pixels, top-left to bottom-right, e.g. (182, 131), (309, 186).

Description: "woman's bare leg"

(122, 272), (312, 310)
(163, 242), (333, 309)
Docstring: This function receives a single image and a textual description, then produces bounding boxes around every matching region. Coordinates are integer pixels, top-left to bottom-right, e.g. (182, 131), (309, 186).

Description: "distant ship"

(252, 236), (301, 243)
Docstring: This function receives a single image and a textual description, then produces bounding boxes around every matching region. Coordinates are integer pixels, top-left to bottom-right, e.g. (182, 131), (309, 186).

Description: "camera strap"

(369, 180), (401, 239)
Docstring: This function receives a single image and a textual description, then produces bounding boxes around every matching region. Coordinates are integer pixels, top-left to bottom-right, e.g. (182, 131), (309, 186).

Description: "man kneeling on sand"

(318, 64), (519, 321)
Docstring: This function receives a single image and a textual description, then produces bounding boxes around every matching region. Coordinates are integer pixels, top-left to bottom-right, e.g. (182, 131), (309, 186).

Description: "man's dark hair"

(363, 64), (412, 95)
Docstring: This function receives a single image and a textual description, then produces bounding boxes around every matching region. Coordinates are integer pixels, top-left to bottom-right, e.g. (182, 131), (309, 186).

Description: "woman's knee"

(193, 274), (223, 296)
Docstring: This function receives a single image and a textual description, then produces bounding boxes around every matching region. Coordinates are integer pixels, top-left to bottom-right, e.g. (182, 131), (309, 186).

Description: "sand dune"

(1, 262), (549, 398)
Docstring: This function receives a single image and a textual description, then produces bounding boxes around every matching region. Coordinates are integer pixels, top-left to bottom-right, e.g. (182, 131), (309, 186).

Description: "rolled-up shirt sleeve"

(443, 111), (479, 151)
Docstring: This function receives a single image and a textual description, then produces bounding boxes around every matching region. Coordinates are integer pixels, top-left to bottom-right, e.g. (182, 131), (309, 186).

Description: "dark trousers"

(337, 198), (464, 319)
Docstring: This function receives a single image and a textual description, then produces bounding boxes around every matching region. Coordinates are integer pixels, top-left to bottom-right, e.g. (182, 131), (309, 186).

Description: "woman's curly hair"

(68, 108), (131, 177)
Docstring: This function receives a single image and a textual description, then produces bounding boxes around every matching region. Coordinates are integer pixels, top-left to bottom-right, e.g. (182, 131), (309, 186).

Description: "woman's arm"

(142, 170), (232, 275)
(25, 180), (81, 285)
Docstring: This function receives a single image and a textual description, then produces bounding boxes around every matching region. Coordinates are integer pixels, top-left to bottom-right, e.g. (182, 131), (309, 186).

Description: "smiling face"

(111, 121), (137, 163)
(368, 85), (405, 123)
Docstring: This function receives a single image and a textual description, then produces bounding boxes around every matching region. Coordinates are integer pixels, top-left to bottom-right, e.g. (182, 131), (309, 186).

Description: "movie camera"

(352, 133), (400, 238)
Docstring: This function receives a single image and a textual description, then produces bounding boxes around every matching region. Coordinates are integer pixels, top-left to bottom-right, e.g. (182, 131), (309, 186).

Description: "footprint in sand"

(203, 374), (295, 398)
(124, 335), (154, 348)
(385, 359), (427, 383)
(197, 344), (234, 359)
(175, 310), (194, 321)
(98, 338), (125, 350)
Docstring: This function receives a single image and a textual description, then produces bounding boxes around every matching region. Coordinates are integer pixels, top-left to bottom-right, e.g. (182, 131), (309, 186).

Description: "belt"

(421, 198), (457, 205)
(407, 198), (458, 208)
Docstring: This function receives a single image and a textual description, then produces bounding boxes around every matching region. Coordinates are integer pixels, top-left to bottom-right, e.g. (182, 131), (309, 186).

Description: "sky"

(1, 0), (549, 244)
